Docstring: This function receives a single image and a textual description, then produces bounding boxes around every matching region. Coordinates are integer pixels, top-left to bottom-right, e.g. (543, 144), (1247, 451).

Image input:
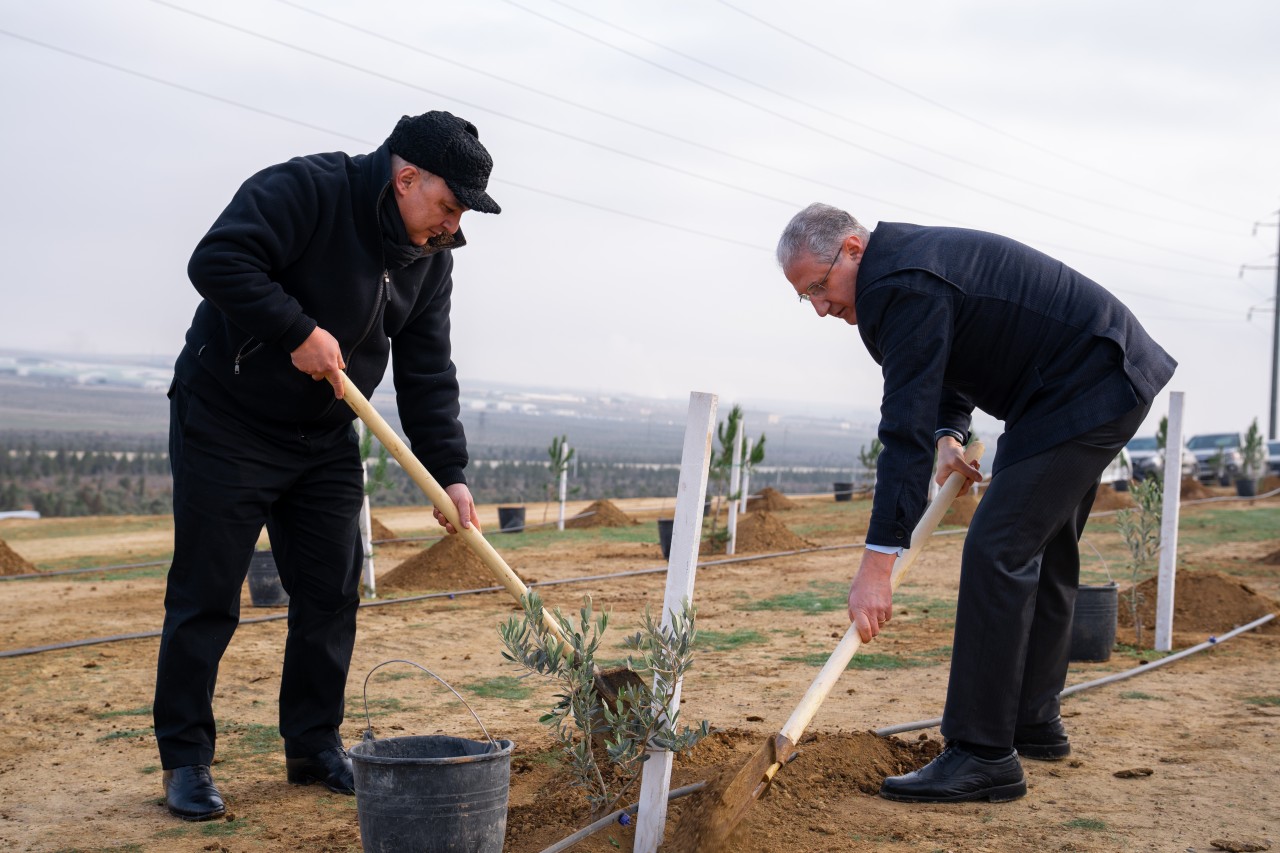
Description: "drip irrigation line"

(0, 559), (170, 582)
(873, 612), (1276, 738)
(537, 781), (707, 853)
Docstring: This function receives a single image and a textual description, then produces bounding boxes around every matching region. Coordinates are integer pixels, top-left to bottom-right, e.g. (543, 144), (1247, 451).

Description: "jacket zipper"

(234, 339), (264, 375)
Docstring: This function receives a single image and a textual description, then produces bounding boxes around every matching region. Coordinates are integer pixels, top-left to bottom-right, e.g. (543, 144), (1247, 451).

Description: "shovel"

(672, 440), (985, 851)
(339, 372), (641, 703)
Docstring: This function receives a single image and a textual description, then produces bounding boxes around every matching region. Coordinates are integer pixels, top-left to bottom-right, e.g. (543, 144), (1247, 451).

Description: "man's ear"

(845, 232), (865, 257)
(391, 165), (416, 198)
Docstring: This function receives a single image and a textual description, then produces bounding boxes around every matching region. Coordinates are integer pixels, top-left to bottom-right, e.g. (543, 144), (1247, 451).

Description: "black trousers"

(154, 381), (364, 769)
(940, 401), (1150, 749)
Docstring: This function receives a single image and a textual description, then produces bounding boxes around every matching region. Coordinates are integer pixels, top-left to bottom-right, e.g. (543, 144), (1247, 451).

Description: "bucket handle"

(360, 659), (501, 752)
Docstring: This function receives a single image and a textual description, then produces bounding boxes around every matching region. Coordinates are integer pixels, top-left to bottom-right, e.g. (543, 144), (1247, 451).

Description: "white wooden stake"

(358, 423), (376, 599)
(557, 443), (569, 532)
(1155, 391), (1185, 651)
(727, 421), (743, 555)
(634, 391), (717, 853)
(740, 437), (753, 515)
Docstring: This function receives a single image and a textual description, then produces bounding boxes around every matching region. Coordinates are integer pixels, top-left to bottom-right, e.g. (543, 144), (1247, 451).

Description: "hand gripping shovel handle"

(340, 372), (569, 645)
(777, 440), (985, 747)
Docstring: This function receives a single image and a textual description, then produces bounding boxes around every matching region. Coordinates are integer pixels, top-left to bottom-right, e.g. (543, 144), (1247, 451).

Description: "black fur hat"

(387, 111), (500, 214)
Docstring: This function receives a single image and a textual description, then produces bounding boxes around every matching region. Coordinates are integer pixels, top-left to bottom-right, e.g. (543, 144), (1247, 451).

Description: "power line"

(0, 26), (1247, 319)
(714, 0), (1242, 224)
(496, 0), (1231, 268)
(0, 27), (763, 252)
(543, 0), (1238, 238)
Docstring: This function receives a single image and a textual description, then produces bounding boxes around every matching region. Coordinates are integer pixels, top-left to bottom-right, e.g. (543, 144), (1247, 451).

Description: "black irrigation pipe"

(0, 541), (869, 660)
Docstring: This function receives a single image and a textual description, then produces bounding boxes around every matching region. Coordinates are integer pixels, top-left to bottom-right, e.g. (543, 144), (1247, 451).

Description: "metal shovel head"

(668, 734), (793, 853)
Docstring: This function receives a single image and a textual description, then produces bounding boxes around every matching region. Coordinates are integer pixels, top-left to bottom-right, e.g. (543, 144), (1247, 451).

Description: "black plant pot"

(1235, 477), (1258, 498)
(1069, 583), (1118, 662)
(247, 549), (290, 607)
(657, 518), (675, 560)
(833, 482), (854, 503)
(497, 506), (525, 533)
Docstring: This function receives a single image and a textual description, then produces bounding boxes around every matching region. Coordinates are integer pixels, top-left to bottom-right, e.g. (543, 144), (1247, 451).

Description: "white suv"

(1186, 433), (1243, 484)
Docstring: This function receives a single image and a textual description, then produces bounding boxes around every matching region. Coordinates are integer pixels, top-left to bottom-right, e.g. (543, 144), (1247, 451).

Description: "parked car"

(1186, 432), (1243, 484)
(1268, 440), (1280, 476)
(1125, 436), (1199, 481)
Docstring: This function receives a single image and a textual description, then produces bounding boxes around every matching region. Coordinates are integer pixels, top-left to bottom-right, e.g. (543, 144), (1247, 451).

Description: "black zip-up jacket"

(855, 223), (1176, 548)
(174, 143), (469, 487)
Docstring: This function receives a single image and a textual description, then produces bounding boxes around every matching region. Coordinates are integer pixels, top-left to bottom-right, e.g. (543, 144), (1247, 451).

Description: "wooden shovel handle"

(340, 373), (568, 643)
(778, 440), (985, 744)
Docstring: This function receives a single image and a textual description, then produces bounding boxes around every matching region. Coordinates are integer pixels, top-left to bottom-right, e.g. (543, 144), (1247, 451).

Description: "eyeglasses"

(798, 248), (842, 303)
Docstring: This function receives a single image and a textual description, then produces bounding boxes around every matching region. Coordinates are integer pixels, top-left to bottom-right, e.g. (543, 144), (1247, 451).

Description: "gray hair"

(776, 203), (869, 268)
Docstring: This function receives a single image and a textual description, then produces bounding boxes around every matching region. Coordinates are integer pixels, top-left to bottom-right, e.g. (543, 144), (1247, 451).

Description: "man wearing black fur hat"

(154, 111), (501, 820)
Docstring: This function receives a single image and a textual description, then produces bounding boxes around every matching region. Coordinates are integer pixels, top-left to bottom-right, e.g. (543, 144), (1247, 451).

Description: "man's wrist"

(934, 428), (966, 447)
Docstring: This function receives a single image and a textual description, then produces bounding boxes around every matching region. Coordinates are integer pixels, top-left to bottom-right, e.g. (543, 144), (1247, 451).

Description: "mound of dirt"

(942, 493), (981, 527)
(0, 539), (37, 576)
(1260, 475), (1280, 494)
(1122, 571), (1279, 634)
(703, 511), (811, 555)
(369, 516), (397, 541)
(565, 499), (637, 529)
(378, 534), (526, 591)
(1262, 547), (1280, 566)
(1093, 484), (1136, 511)
(745, 487), (797, 512)
(1181, 478), (1215, 500)
(665, 730), (941, 853)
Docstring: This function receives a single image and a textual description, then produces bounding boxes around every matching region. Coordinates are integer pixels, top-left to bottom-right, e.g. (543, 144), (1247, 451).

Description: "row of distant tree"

(0, 432), (852, 517)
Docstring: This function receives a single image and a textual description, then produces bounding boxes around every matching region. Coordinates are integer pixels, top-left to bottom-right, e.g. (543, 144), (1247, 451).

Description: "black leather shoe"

(286, 746), (354, 795)
(163, 765), (226, 821)
(880, 743), (1026, 803)
(1014, 716), (1071, 761)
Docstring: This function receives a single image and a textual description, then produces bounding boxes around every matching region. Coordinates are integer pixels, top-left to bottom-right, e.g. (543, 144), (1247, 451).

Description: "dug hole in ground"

(0, 489), (1277, 852)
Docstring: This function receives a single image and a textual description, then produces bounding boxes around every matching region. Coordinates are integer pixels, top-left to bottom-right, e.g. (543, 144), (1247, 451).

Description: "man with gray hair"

(778, 203), (1174, 803)
(155, 110), (500, 820)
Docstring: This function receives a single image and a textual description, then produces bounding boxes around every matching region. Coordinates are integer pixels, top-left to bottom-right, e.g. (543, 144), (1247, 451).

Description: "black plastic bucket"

(247, 550), (289, 607)
(350, 661), (513, 853)
(497, 506), (525, 533)
(1069, 584), (1118, 662)
(833, 482), (854, 502)
(657, 518), (675, 559)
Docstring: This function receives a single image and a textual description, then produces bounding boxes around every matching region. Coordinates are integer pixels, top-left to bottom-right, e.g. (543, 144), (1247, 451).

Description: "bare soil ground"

(1, 491), (1277, 853)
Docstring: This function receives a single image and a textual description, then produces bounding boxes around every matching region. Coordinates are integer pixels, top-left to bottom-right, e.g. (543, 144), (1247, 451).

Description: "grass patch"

(741, 581), (846, 613)
(464, 676), (534, 701)
(697, 629), (768, 651)
(1120, 691), (1163, 701)
(200, 817), (251, 837)
(96, 704), (152, 719)
(97, 727), (152, 742)
(1176, 506), (1280, 546)
(215, 722), (280, 760)
(781, 651), (937, 670)
(1244, 695), (1280, 706)
(69, 563), (170, 582)
(895, 594), (958, 620)
(141, 764), (160, 775)
(346, 696), (406, 719)
(1114, 643), (1172, 662)
(372, 670), (416, 682)
(1063, 817), (1107, 831)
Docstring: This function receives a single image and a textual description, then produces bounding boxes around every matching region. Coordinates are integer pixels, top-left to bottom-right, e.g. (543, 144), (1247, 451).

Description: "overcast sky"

(2, 0), (1279, 442)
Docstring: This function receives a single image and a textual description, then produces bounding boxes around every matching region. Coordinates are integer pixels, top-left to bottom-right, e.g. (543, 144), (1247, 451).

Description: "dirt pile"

(506, 729), (940, 853)
(942, 493), (980, 527)
(1181, 478), (1215, 500)
(369, 516), (397, 541)
(664, 730), (941, 853)
(565, 499), (637, 529)
(1093, 484), (1136, 511)
(1122, 571), (1279, 635)
(378, 534), (527, 591)
(745, 487), (796, 512)
(703, 512), (811, 555)
(0, 539), (37, 576)
(1262, 547), (1280, 566)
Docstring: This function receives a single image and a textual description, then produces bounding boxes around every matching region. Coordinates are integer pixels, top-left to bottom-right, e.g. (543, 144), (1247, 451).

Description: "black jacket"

(855, 222), (1176, 547)
(174, 143), (469, 487)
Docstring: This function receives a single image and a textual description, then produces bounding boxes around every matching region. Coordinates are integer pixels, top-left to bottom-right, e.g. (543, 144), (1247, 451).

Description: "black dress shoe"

(286, 746), (354, 795)
(163, 765), (226, 821)
(1014, 715), (1071, 761)
(880, 743), (1026, 803)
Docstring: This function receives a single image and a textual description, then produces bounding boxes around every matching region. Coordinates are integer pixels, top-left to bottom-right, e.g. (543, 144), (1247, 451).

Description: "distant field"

(0, 376), (169, 434)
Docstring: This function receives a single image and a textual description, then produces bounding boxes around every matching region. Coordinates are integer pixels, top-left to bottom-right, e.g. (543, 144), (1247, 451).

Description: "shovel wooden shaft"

(778, 441), (985, 745)
(340, 373), (568, 644)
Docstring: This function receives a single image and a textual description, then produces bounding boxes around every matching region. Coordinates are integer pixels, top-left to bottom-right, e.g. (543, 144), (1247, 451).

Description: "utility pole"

(1244, 210), (1279, 439)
